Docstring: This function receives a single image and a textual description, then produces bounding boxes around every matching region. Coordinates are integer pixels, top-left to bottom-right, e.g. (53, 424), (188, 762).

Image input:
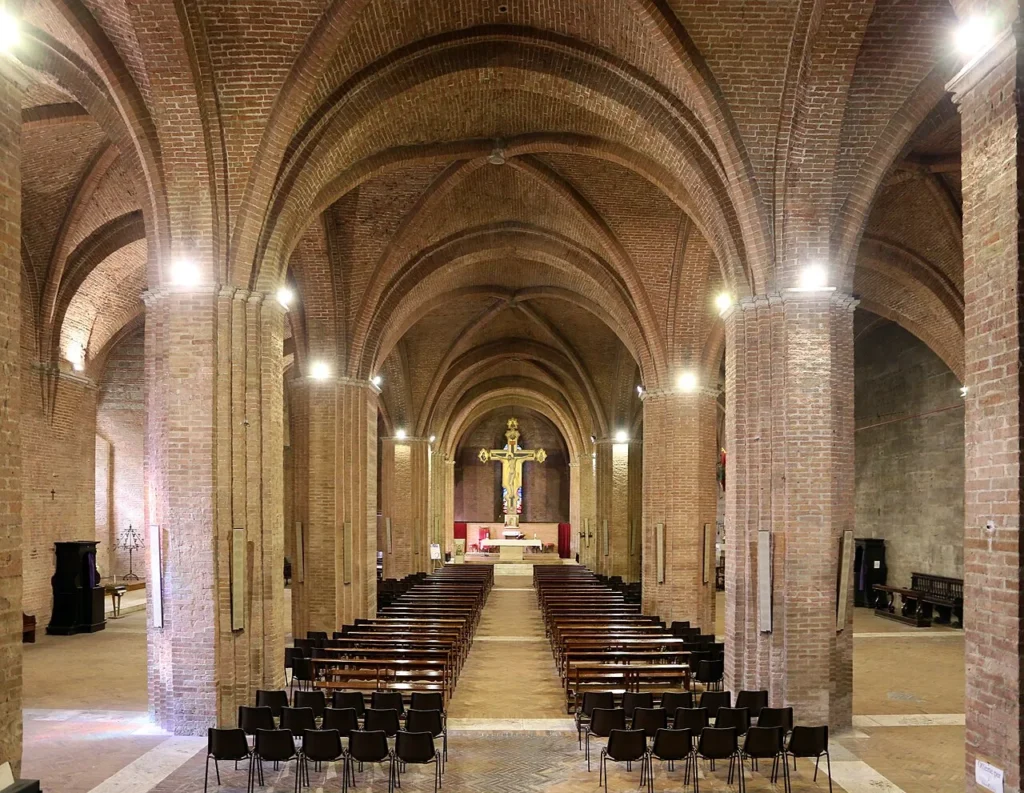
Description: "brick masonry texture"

(854, 317), (965, 589)
(952, 31), (1024, 793)
(0, 0), (1011, 783)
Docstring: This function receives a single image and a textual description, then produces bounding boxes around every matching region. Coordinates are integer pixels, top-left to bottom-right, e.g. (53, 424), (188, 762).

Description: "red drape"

(453, 522), (468, 540)
(557, 523), (572, 559)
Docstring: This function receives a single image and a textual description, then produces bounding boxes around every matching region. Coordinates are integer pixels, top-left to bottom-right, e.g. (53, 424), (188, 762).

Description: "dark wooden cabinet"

(46, 540), (106, 635)
(854, 537), (886, 607)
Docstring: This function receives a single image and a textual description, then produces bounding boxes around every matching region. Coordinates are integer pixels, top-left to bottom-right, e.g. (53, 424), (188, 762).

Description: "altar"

(478, 538), (543, 561)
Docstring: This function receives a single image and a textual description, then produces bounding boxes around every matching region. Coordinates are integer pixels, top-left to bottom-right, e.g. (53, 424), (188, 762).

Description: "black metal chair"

(696, 660), (725, 691)
(281, 707), (318, 742)
(299, 728), (344, 786)
(670, 620), (691, 637)
(372, 691), (406, 715)
(742, 726), (789, 791)
(756, 706), (793, 735)
(406, 708), (447, 771)
(599, 729), (649, 793)
(256, 690), (289, 723)
(291, 657), (315, 692)
(238, 705), (276, 765)
(393, 731), (442, 793)
(333, 690), (367, 719)
(344, 730), (392, 793)
(715, 707), (751, 736)
(698, 690), (732, 721)
(294, 690), (327, 722)
(586, 707), (627, 771)
(786, 726), (832, 793)
(365, 707), (402, 737)
(697, 727), (744, 792)
(250, 728), (303, 793)
(673, 707), (709, 745)
(648, 728), (696, 793)
(205, 728), (252, 793)
(632, 707), (668, 741)
(410, 692), (445, 716)
(323, 707), (360, 736)
(576, 691), (615, 749)
(735, 691), (768, 721)
(623, 691), (655, 722)
(307, 630), (328, 646)
(660, 691), (693, 714)
(294, 638), (316, 654)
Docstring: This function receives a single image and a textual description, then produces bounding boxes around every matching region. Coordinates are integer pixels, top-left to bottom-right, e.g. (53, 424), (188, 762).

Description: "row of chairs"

(577, 689), (831, 793)
(206, 725), (441, 793)
(212, 688), (448, 792)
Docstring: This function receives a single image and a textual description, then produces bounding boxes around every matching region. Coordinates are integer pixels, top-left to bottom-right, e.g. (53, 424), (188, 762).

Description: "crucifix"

(478, 417), (547, 529)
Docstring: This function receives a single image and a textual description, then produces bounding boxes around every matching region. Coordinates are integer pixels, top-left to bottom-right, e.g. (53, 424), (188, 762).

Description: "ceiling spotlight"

(614, 430), (629, 443)
(487, 139), (506, 166)
(960, 385), (969, 398)
(678, 372), (698, 392)
(66, 341), (86, 372)
(954, 15), (995, 59)
(636, 384), (644, 397)
(715, 293), (733, 314)
(310, 361), (330, 381)
(429, 435), (436, 443)
(798, 263), (830, 291)
(276, 286), (294, 309)
(169, 257), (201, 287)
(590, 434), (597, 444)
(371, 375), (382, 387)
(396, 428), (407, 440)
(0, 10), (19, 53)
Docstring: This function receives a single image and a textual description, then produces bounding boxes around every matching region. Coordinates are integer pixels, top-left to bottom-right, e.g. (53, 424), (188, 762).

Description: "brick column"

(0, 56), (23, 776)
(949, 29), (1024, 793)
(595, 439), (635, 579)
(144, 288), (286, 733)
(578, 450), (597, 568)
(641, 390), (718, 630)
(569, 458), (581, 559)
(290, 377), (378, 635)
(723, 292), (856, 729)
(381, 436), (430, 578)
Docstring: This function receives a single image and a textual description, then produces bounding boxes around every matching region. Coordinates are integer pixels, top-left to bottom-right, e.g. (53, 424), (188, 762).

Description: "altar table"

(478, 538), (543, 561)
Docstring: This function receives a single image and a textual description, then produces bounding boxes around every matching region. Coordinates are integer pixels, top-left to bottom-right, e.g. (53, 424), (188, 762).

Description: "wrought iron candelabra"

(115, 524), (144, 581)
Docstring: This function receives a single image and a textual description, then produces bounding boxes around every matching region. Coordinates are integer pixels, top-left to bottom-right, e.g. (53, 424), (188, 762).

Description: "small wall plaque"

(294, 521), (304, 584)
(149, 524), (163, 628)
(343, 521), (353, 584)
(656, 523), (665, 583)
(230, 527), (245, 631)
(757, 529), (772, 632)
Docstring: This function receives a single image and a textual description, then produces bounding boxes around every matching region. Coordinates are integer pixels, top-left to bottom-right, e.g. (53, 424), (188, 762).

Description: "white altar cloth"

(478, 538), (542, 561)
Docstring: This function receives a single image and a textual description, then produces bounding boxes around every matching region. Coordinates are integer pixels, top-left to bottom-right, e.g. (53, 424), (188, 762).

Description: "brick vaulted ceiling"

(10, 0), (971, 445)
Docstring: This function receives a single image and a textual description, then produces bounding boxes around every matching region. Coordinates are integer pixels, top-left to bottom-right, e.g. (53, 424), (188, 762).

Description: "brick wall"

(0, 61), (21, 776)
(854, 319), (964, 588)
(96, 326), (145, 579)
(380, 437), (429, 578)
(20, 362), (97, 626)
(453, 411), (569, 522)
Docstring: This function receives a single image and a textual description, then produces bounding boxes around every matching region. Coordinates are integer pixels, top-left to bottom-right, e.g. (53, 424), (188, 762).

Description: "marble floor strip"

(853, 632), (961, 639)
(854, 713), (965, 727)
(446, 717), (577, 733)
(85, 736), (205, 793)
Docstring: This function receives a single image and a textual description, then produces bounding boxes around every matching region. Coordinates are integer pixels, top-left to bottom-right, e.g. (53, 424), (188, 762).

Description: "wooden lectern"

(46, 540), (106, 635)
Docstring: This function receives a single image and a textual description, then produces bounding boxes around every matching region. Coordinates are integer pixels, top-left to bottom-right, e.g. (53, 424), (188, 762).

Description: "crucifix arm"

(479, 448), (511, 463)
(515, 448), (547, 464)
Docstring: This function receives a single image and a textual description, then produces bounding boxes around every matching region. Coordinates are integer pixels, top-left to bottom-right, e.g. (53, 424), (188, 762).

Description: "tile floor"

(20, 577), (966, 793)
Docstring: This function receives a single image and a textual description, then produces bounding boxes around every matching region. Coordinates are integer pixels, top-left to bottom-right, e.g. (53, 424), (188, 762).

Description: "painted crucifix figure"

(478, 417), (547, 529)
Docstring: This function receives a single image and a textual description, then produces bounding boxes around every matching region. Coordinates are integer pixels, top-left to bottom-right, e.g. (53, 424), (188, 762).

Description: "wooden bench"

(873, 584), (931, 626)
(912, 572), (963, 627)
(566, 663), (690, 713)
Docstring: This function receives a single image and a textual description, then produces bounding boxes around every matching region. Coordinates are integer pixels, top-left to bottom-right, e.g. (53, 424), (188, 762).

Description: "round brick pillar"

(640, 389), (718, 631)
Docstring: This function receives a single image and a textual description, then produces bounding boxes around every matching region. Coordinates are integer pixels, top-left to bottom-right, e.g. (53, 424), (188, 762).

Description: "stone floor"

(20, 580), (966, 793)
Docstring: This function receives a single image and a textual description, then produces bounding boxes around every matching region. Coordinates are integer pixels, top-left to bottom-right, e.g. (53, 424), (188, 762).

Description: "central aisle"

(446, 574), (569, 721)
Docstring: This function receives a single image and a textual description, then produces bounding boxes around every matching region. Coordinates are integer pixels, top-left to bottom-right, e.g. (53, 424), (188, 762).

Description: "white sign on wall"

(976, 761), (1004, 793)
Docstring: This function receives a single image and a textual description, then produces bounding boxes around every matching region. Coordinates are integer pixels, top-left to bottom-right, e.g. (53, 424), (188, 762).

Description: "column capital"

(290, 374), (380, 393)
(722, 290), (857, 320)
(641, 386), (719, 403)
(947, 24), (1017, 105)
